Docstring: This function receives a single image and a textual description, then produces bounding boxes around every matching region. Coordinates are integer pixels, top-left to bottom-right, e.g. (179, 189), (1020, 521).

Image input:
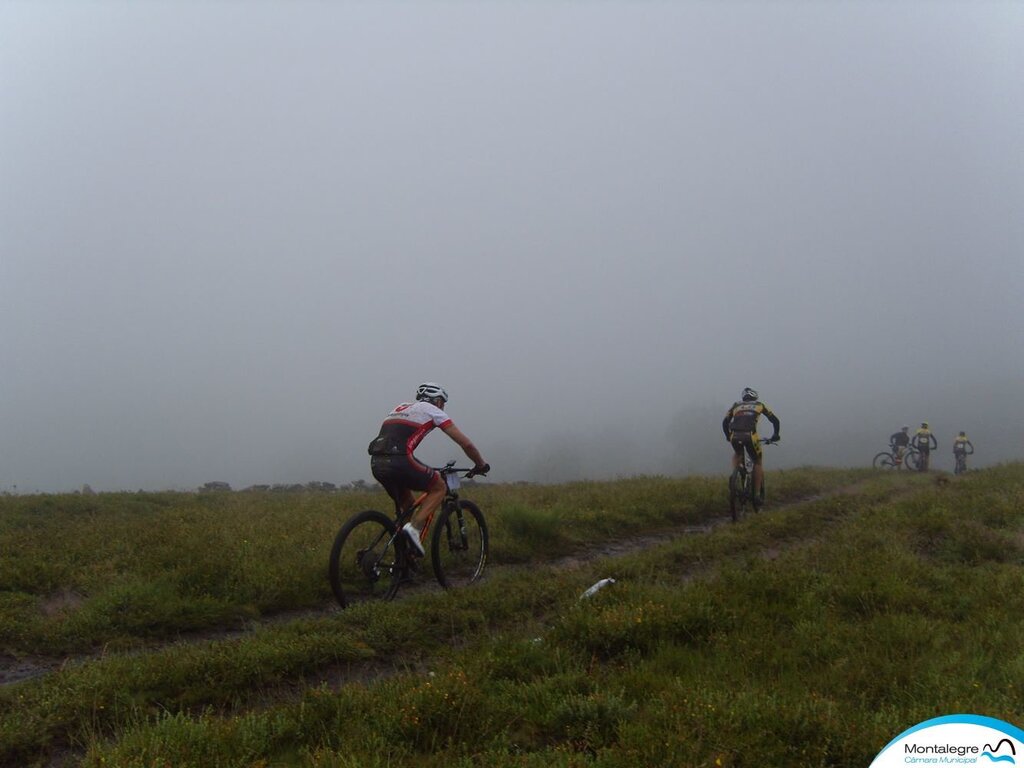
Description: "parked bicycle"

(872, 446), (919, 470)
(328, 461), (488, 609)
(728, 439), (774, 522)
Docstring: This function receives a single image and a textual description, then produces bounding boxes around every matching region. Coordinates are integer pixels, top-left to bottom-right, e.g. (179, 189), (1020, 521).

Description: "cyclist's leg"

(730, 438), (743, 471)
(393, 487), (415, 517)
(381, 455), (445, 530)
(411, 473), (446, 529)
(374, 457), (440, 556)
(372, 459), (413, 515)
(749, 438), (765, 503)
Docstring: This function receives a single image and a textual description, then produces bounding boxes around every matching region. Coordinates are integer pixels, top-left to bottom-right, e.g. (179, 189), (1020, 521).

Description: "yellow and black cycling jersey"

(953, 436), (974, 454)
(722, 400), (781, 441)
(913, 428), (938, 452)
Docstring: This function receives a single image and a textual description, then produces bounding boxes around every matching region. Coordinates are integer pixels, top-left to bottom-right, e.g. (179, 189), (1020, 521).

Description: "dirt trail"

(0, 480), (888, 688)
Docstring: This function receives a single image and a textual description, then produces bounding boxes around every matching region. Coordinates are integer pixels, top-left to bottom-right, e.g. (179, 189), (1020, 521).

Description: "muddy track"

(0, 481), (886, 689)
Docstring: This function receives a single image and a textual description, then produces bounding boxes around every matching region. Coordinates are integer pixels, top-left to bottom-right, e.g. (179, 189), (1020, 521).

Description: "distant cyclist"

(722, 388), (781, 510)
(889, 426), (911, 462)
(367, 383), (489, 556)
(953, 431), (974, 472)
(912, 422), (938, 471)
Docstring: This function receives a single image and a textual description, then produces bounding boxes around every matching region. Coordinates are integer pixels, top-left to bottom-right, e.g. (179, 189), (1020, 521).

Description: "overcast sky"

(1, 1), (1021, 492)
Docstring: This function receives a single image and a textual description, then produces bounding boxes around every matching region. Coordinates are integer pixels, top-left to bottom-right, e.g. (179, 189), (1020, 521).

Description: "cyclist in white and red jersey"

(367, 383), (489, 556)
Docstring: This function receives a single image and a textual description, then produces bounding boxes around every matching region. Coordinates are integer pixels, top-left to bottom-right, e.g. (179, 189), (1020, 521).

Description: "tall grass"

(0, 469), (863, 656)
(3, 465), (1019, 766)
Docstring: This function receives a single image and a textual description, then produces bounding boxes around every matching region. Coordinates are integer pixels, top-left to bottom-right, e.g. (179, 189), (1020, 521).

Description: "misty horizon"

(2, 2), (1021, 494)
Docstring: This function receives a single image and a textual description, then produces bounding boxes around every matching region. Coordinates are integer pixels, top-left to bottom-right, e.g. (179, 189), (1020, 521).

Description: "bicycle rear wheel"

(328, 509), (404, 608)
(873, 452), (896, 470)
(903, 450), (920, 471)
(431, 500), (488, 589)
(728, 468), (747, 523)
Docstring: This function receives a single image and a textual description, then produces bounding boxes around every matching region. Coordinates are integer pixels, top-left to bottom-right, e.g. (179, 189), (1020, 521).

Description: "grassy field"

(1, 464), (1022, 766)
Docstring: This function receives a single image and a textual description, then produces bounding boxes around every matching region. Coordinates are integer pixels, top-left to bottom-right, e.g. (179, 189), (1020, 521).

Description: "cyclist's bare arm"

(441, 423), (486, 468)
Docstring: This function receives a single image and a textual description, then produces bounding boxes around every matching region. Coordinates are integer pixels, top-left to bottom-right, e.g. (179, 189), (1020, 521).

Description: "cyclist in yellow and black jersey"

(953, 432), (974, 455)
(912, 422), (938, 471)
(953, 431), (974, 465)
(722, 387), (780, 510)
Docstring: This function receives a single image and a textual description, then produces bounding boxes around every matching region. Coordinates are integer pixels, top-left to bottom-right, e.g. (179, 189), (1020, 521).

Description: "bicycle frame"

(394, 465), (465, 545)
(734, 438), (773, 476)
(729, 439), (774, 521)
(954, 449), (972, 474)
(368, 465), (472, 574)
(328, 462), (485, 608)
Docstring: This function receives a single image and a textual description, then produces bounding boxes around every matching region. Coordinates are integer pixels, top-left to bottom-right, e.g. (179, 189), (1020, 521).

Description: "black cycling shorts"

(730, 433), (762, 463)
(370, 454), (438, 502)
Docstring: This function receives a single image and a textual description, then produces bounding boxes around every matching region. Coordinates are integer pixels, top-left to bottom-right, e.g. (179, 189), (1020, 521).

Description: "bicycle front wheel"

(431, 500), (489, 589)
(328, 509), (403, 608)
(873, 452), (896, 470)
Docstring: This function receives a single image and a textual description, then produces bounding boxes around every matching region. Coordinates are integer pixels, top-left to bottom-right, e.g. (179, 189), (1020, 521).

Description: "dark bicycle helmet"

(415, 382), (449, 404)
(741, 387), (758, 402)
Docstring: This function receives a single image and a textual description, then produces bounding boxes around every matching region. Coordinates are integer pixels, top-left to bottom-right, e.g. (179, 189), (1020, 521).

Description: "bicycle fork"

(444, 505), (470, 552)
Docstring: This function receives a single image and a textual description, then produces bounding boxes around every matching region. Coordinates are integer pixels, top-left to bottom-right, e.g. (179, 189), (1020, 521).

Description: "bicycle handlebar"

(435, 461), (489, 478)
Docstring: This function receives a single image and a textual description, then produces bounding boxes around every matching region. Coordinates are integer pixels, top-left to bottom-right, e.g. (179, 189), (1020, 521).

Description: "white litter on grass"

(579, 578), (616, 599)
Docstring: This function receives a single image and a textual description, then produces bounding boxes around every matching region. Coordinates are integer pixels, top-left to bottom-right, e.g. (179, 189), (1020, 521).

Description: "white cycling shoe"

(402, 523), (425, 556)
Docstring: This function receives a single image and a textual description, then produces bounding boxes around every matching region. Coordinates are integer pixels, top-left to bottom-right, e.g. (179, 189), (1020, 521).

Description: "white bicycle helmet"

(415, 382), (449, 403)
(741, 387), (758, 402)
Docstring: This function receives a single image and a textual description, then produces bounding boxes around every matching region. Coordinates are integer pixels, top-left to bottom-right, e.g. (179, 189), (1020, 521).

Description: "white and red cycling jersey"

(371, 401), (453, 456)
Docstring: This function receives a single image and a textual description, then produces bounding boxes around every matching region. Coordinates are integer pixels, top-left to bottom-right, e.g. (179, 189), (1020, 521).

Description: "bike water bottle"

(580, 578), (616, 599)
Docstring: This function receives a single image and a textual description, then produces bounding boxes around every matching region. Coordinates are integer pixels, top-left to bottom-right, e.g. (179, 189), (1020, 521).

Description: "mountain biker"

(889, 426), (911, 462)
(912, 422), (938, 471)
(953, 431), (974, 467)
(722, 387), (781, 510)
(367, 383), (489, 556)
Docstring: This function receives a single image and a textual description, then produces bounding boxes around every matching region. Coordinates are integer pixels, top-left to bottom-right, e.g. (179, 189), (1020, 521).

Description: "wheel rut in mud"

(0, 480), (892, 688)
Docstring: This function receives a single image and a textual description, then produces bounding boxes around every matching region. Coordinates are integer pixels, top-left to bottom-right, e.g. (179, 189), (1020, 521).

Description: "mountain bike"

(728, 439), (775, 523)
(902, 448), (925, 471)
(872, 446), (918, 470)
(328, 462), (488, 609)
(953, 450), (972, 475)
